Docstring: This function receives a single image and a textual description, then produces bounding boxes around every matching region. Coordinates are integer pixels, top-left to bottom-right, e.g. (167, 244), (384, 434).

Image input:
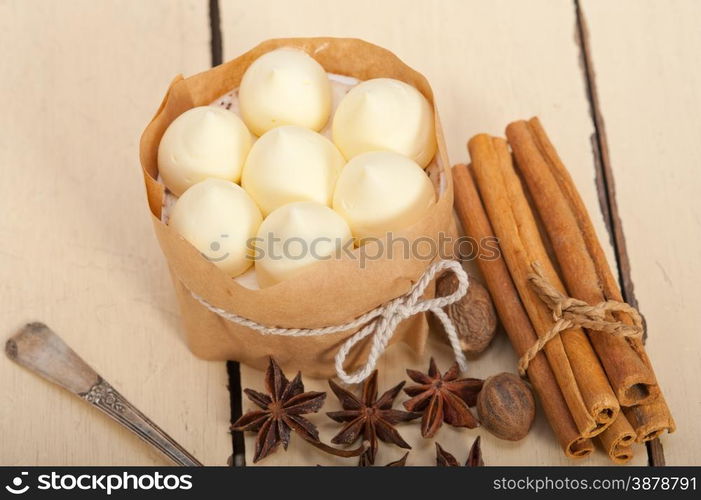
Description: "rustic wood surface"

(582, 0), (701, 465)
(1, 0), (698, 466)
(0, 0), (231, 466)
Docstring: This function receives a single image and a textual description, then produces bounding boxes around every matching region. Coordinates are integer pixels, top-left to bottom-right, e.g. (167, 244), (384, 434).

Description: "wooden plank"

(581, 0), (701, 465)
(0, 0), (232, 465)
(221, 0), (645, 465)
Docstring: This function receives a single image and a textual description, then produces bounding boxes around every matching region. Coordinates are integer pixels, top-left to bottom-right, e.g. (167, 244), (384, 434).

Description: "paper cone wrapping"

(139, 38), (454, 377)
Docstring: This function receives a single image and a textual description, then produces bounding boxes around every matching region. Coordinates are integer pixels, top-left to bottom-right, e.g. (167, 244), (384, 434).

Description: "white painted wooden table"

(0, 0), (698, 466)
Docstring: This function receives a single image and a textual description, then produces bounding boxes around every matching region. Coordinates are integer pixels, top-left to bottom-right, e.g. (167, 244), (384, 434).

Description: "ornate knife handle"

(6, 322), (202, 466)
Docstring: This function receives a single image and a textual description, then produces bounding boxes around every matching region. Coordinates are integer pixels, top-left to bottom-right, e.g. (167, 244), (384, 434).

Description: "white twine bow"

(190, 259), (469, 384)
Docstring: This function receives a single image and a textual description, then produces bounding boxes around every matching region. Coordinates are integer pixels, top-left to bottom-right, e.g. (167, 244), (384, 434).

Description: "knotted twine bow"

(517, 262), (644, 377)
(190, 259), (469, 384)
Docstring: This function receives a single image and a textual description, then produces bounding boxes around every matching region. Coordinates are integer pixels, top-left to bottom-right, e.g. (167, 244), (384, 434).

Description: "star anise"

(232, 357), (364, 463)
(403, 358), (482, 437)
(436, 436), (484, 466)
(384, 452), (409, 467)
(327, 370), (421, 465)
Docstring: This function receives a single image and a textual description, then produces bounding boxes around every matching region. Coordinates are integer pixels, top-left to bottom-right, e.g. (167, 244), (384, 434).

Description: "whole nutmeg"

(476, 373), (535, 441)
(435, 271), (497, 354)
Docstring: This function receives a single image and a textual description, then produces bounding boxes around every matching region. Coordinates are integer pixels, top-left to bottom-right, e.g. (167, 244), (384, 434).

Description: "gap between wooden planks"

(581, 0), (701, 466)
(575, 0), (664, 466)
(219, 0), (650, 466)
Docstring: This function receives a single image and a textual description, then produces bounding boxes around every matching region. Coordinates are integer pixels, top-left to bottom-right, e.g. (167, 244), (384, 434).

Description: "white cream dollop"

(157, 106), (251, 196)
(169, 178), (262, 277)
(332, 78), (437, 167)
(254, 201), (352, 288)
(239, 48), (332, 136)
(241, 126), (345, 216)
(332, 151), (435, 242)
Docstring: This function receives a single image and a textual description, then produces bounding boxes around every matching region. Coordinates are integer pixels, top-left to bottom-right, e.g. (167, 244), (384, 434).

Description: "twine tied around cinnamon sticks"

(189, 259), (470, 384)
(518, 262), (645, 377)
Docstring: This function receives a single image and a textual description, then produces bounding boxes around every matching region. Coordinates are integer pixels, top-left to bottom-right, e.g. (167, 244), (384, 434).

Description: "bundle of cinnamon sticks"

(452, 117), (675, 463)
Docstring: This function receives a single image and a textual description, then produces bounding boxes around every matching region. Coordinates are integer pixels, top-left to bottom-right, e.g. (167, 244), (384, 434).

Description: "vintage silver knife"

(5, 322), (203, 466)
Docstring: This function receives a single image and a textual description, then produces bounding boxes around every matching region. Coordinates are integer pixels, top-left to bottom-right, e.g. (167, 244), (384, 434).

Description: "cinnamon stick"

(468, 135), (618, 438)
(506, 118), (659, 407)
(452, 163), (593, 458)
(624, 394), (676, 442)
(515, 117), (674, 438)
(598, 413), (636, 464)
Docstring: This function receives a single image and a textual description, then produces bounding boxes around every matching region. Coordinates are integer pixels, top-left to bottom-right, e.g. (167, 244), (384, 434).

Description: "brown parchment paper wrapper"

(139, 38), (454, 378)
